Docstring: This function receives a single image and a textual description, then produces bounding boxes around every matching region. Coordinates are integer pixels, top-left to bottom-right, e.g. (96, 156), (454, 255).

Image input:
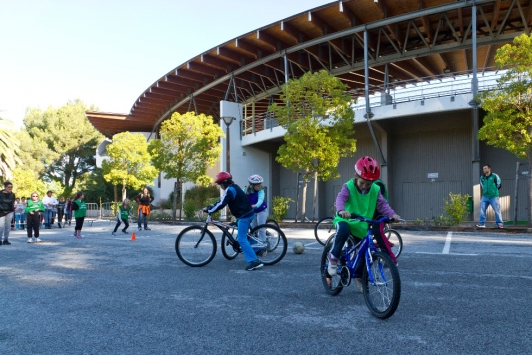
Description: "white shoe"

(27, 238), (33, 243)
(35, 238), (42, 243)
(327, 254), (338, 276)
(354, 278), (364, 293)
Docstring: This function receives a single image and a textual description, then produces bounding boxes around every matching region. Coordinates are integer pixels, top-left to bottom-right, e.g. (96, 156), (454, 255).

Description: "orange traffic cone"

(131, 232), (137, 241)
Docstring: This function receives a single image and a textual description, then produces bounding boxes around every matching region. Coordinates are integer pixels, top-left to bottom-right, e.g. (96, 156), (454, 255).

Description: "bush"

(150, 211), (172, 221)
(444, 192), (471, 225)
(157, 198), (173, 209)
(432, 214), (454, 226)
(205, 197), (221, 220)
(271, 196), (294, 222)
(183, 199), (197, 221)
(184, 185), (220, 211)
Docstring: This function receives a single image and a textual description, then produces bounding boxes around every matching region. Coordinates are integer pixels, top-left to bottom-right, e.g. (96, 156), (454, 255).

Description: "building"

(87, 0), (531, 221)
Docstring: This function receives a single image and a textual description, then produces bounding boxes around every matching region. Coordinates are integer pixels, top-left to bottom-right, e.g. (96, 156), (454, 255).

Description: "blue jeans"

(237, 213), (257, 263)
(15, 213), (23, 229)
(479, 196), (503, 226)
(44, 209), (54, 227)
(138, 210), (149, 229)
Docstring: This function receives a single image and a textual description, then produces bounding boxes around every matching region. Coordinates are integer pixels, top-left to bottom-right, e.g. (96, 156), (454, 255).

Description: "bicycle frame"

(340, 216), (392, 286)
(195, 214), (238, 248)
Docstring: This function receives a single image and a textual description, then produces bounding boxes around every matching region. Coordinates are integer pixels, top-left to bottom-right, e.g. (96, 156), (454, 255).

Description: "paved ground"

(1, 221), (531, 354)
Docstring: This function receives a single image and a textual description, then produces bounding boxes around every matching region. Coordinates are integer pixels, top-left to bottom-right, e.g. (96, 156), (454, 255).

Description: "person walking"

(0, 181), (16, 245)
(42, 190), (58, 229)
(112, 198), (133, 235)
(135, 187), (154, 231)
(56, 197), (66, 228)
(71, 192), (87, 238)
(25, 192), (45, 243)
(476, 164), (504, 229)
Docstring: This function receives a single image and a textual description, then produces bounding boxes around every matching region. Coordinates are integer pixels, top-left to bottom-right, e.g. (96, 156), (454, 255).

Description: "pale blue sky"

(0, 0), (332, 127)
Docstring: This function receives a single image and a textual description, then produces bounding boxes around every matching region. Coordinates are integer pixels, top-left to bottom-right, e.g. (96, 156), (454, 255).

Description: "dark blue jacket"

(207, 184), (254, 219)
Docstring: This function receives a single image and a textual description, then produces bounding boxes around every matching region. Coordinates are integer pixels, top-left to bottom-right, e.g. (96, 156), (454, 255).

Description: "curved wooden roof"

(87, 0), (532, 138)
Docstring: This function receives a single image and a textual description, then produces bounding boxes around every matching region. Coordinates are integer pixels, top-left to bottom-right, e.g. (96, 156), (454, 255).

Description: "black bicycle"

(175, 213), (287, 267)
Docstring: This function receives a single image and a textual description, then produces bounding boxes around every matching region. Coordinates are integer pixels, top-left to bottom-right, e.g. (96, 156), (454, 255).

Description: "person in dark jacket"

(207, 172), (262, 271)
(0, 181), (15, 245)
(135, 187), (154, 231)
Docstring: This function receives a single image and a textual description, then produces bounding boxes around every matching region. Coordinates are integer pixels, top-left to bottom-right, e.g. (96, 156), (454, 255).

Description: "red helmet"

(354, 156), (380, 181)
(214, 171), (232, 184)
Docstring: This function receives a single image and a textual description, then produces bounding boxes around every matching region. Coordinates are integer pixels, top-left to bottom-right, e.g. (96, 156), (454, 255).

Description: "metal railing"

(241, 69), (502, 137)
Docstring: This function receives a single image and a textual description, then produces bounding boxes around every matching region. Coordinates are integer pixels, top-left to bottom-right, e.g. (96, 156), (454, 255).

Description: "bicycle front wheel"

(384, 229), (403, 258)
(314, 217), (334, 246)
(362, 251), (401, 319)
(250, 224), (287, 265)
(320, 242), (343, 296)
(175, 226), (217, 267)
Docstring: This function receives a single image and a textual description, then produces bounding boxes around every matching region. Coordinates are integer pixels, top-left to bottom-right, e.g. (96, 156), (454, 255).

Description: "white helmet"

(248, 174), (264, 184)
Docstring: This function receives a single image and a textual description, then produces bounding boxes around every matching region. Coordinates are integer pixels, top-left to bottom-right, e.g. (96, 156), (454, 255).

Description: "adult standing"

(42, 190), (58, 229)
(476, 164), (504, 229)
(0, 181), (15, 245)
(56, 197), (66, 228)
(135, 187), (154, 231)
(25, 192), (45, 243)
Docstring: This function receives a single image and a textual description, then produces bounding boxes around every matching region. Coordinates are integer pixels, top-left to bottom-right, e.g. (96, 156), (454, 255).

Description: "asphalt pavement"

(1, 220), (531, 354)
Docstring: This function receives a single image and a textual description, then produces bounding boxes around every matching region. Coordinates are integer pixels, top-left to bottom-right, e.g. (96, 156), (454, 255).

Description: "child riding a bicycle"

(328, 156), (400, 278)
(245, 174), (268, 242)
(207, 172), (263, 271)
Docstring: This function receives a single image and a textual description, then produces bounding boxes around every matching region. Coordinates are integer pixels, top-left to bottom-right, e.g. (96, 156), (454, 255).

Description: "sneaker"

(138, 227), (142, 231)
(122, 230), (128, 234)
(112, 232), (116, 236)
(58, 223), (62, 228)
(475, 224), (485, 228)
(27, 238), (33, 243)
(35, 238), (42, 243)
(144, 227), (151, 231)
(245, 259), (264, 271)
(498, 225), (504, 229)
(3, 240), (11, 245)
(327, 254), (339, 276)
(78, 234), (85, 239)
(354, 278), (364, 293)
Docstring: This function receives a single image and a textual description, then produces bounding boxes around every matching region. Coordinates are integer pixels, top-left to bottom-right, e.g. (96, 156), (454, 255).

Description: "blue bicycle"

(321, 214), (402, 319)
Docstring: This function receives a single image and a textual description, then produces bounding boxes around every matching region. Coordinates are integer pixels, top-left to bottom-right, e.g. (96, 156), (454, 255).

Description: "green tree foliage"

(11, 167), (46, 198)
(0, 117), (22, 181)
(148, 111), (224, 220)
(22, 100), (104, 197)
(101, 132), (158, 201)
(477, 33), (532, 224)
(81, 168), (116, 203)
(269, 70), (357, 221)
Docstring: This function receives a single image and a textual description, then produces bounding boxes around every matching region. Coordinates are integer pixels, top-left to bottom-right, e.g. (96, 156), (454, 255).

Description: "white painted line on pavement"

(416, 252), (478, 256)
(442, 232), (452, 254)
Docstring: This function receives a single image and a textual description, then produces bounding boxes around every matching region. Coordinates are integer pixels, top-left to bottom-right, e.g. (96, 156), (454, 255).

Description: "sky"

(0, 0), (333, 128)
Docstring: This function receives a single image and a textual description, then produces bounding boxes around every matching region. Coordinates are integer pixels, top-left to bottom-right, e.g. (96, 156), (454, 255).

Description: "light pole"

(220, 115), (235, 173)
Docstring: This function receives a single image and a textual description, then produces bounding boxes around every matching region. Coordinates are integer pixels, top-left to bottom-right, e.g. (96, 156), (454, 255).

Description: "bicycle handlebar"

(348, 213), (405, 224)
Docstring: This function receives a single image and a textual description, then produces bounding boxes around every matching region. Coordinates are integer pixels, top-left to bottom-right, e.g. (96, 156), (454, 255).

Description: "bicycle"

(175, 213), (287, 267)
(316, 216), (403, 258)
(320, 214), (402, 319)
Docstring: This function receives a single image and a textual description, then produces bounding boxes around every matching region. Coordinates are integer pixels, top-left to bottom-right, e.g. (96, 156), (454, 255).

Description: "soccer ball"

(292, 241), (305, 254)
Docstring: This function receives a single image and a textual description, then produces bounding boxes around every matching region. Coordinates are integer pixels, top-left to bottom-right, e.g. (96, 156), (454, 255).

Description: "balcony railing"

(241, 69), (502, 137)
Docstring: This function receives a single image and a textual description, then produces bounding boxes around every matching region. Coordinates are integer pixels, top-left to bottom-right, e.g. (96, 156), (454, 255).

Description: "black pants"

(27, 212), (40, 238)
(57, 209), (64, 225)
(113, 217), (129, 233)
(75, 217), (85, 231)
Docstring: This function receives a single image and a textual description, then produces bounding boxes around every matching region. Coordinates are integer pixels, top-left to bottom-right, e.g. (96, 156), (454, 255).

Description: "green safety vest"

(333, 179), (379, 238)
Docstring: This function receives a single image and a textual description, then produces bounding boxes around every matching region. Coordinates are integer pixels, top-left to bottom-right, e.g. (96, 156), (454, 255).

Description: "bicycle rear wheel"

(384, 229), (403, 258)
(314, 217), (334, 246)
(249, 224), (287, 265)
(362, 251), (401, 319)
(175, 226), (217, 267)
(221, 231), (240, 260)
(266, 219), (279, 229)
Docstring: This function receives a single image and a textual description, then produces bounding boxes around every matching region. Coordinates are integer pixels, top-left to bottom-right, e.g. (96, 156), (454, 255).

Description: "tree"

(22, 99), (104, 196)
(148, 111), (224, 220)
(11, 167), (47, 198)
(477, 33), (532, 224)
(0, 117), (22, 181)
(101, 132), (158, 202)
(269, 70), (357, 221)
